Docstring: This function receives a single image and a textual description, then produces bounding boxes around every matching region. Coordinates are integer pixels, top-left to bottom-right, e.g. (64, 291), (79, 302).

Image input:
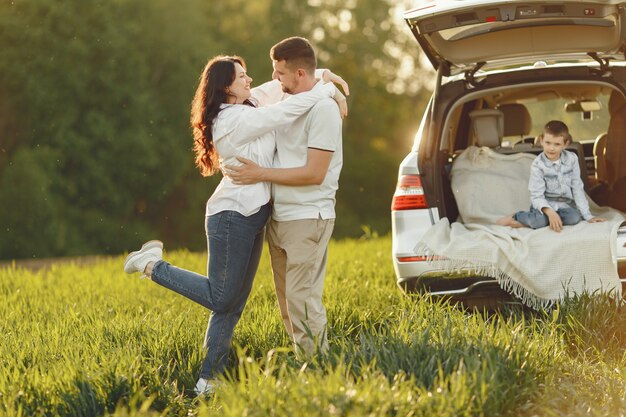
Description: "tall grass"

(0, 236), (624, 416)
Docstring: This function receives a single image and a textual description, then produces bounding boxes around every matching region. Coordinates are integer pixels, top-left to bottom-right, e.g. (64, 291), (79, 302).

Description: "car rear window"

(516, 95), (610, 143)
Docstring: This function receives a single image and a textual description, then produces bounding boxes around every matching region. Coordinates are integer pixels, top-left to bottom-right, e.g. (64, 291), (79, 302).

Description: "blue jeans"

(514, 205), (582, 229)
(151, 203), (270, 379)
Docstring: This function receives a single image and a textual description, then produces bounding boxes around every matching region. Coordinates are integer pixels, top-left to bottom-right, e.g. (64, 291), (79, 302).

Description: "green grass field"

(1, 236), (625, 416)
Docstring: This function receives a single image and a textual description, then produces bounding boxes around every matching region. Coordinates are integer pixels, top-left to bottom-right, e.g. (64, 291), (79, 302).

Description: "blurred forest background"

(0, 0), (433, 260)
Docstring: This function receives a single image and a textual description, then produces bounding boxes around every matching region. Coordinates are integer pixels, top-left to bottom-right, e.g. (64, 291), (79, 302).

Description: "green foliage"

(0, 147), (65, 257)
(0, 0), (431, 259)
(0, 0), (211, 257)
(1, 237), (625, 416)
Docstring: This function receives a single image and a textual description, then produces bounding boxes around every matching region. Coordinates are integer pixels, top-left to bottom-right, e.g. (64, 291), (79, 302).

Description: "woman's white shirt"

(205, 80), (336, 217)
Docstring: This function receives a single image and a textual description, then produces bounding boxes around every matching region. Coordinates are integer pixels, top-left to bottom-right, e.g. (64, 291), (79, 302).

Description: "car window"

(516, 95), (610, 143)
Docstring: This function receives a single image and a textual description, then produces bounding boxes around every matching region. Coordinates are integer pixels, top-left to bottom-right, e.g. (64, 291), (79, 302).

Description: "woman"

(123, 56), (346, 395)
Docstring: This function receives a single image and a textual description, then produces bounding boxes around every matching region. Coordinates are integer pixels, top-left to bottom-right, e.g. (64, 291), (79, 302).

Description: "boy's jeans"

(514, 205), (582, 229)
(150, 203), (270, 379)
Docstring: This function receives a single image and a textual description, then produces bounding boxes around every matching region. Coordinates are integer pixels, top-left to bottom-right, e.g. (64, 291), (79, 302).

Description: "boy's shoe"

(194, 377), (219, 396)
(123, 240), (163, 276)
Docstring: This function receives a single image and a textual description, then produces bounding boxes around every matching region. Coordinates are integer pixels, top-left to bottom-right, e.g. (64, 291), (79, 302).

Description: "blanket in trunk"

(415, 146), (625, 309)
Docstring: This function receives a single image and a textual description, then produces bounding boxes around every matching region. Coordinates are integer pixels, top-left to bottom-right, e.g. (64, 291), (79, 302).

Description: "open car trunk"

(404, 0), (626, 76)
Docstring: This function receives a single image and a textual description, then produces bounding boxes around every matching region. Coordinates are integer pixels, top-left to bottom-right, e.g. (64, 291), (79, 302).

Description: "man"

(228, 37), (344, 356)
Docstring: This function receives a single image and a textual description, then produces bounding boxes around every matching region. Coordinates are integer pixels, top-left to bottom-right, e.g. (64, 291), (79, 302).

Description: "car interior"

(439, 82), (626, 222)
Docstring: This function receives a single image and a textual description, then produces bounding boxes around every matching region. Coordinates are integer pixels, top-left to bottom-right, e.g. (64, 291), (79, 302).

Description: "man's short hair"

(270, 36), (316, 74)
(543, 120), (571, 143)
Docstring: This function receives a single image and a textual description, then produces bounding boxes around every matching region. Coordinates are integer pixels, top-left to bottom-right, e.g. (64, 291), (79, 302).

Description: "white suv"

(391, 0), (626, 307)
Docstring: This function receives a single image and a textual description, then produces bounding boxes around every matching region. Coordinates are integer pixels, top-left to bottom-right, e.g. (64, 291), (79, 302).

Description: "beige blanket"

(415, 146), (625, 309)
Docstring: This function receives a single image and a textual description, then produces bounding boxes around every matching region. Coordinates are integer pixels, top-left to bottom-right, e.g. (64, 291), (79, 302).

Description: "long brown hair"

(190, 55), (246, 176)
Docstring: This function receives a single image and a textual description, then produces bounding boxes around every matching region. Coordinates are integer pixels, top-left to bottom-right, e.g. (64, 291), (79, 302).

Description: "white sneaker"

(123, 240), (163, 276)
(194, 377), (218, 396)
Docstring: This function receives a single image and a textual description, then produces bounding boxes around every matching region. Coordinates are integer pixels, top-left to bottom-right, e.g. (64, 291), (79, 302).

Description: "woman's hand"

(322, 70), (350, 96)
(333, 89), (348, 118)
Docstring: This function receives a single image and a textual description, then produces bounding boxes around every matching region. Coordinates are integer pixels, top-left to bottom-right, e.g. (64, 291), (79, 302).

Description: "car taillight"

(397, 255), (443, 262)
(397, 256), (428, 262)
(391, 174), (428, 210)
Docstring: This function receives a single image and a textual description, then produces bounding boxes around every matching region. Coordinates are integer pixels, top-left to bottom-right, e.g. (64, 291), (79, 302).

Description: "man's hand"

(322, 70), (350, 96)
(224, 157), (264, 185)
(588, 217), (608, 223)
(543, 207), (563, 232)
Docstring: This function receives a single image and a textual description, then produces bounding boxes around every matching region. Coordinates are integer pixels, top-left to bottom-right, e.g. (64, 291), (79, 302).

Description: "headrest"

(608, 90), (626, 115)
(469, 109), (504, 148)
(498, 103), (532, 137)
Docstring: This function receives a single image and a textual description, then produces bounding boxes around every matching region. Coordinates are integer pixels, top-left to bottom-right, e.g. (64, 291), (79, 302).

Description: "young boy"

(497, 120), (606, 232)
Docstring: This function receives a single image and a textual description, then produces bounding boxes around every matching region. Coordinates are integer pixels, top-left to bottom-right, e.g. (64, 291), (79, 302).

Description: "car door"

(404, 0), (626, 76)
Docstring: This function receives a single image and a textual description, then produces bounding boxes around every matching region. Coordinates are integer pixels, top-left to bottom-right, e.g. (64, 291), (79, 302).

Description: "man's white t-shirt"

(272, 98), (343, 221)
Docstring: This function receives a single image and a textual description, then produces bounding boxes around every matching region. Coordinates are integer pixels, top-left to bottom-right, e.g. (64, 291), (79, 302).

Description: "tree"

(0, 0), (433, 259)
(0, 0), (221, 257)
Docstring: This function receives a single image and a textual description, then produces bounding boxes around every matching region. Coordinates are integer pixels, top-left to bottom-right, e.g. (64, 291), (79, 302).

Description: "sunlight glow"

(338, 9), (352, 33)
(308, 0), (436, 95)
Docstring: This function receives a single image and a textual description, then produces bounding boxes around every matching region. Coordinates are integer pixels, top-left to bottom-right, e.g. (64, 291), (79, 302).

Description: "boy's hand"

(542, 207), (563, 232)
(588, 217), (608, 223)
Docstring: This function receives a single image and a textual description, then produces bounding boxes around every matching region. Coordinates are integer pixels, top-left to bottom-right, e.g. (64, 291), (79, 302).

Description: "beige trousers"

(267, 217), (334, 357)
